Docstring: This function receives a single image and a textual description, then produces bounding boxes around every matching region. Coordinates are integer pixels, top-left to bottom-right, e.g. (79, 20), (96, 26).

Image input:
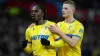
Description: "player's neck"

(65, 15), (75, 23)
(36, 18), (45, 25)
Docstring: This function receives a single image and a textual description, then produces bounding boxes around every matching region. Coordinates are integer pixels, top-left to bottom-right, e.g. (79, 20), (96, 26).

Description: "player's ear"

(72, 8), (75, 13)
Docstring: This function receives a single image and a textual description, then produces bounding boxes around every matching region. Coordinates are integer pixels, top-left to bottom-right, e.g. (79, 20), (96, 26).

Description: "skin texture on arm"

(57, 31), (80, 47)
(48, 24), (83, 47)
(40, 24), (64, 47)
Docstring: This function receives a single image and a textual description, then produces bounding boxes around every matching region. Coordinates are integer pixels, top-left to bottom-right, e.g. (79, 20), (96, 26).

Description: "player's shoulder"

(57, 21), (65, 25)
(28, 23), (34, 27)
(57, 21), (64, 24)
(56, 21), (65, 27)
(75, 20), (84, 28)
(46, 20), (55, 24)
(26, 23), (34, 31)
(76, 20), (83, 26)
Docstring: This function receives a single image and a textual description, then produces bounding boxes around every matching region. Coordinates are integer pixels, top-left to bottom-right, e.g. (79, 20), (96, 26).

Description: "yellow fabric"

(57, 20), (84, 56)
(24, 20), (60, 56)
(24, 26), (32, 54)
(50, 39), (64, 48)
(50, 33), (64, 47)
(24, 43), (32, 54)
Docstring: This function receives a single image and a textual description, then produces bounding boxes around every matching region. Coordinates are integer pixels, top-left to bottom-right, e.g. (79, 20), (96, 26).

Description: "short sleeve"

(72, 25), (84, 38)
(25, 28), (32, 42)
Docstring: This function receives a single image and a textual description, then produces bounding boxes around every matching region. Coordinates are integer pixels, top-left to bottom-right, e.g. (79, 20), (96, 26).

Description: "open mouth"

(32, 15), (35, 18)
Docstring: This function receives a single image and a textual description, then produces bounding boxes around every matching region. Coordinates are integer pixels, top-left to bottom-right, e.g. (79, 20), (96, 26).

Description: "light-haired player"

(42, 0), (84, 56)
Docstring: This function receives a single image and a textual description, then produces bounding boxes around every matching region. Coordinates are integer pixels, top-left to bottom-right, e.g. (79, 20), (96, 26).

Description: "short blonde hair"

(63, 0), (76, 9)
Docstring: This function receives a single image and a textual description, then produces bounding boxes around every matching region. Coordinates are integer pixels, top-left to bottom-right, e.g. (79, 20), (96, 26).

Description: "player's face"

(62, 4), (74, 18)
(31, 6), (43, 22)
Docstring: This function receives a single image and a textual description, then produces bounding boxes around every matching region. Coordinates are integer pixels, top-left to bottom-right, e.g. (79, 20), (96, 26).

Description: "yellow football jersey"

(57, 20), (84, 56)
(24, 20), (61, 56)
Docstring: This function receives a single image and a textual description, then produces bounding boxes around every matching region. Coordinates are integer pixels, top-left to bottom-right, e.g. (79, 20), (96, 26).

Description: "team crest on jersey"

(45, 26), (48, 29)
(79, 28), (84, 33)
(33, 28), (35, 30)
(69, 26), (72, 30)
(60, 24), (62, 27)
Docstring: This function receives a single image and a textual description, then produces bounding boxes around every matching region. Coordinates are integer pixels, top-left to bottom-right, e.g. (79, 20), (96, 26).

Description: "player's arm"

(41, 33), (64, 47)
(41, 23), (64, 47)
(59, 25), (84, 47)
(22, 28), (32, 54)
(58, 32), (80, 47)
(49, 24), (84, 47)
(50, 33), (65, 47)
(49, 23), (64, 47)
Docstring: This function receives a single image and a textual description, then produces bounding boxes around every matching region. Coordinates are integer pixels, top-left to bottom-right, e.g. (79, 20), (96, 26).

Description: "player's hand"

(22, 40), (28, 49)
(48, 24), (61, 34)
(41, 38), (50, 46)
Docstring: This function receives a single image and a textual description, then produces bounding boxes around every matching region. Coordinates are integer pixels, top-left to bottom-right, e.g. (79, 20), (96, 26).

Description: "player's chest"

(60, 24), (75, 34)
(33, 26), (50, 34)
(30, 25), (51, 40)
